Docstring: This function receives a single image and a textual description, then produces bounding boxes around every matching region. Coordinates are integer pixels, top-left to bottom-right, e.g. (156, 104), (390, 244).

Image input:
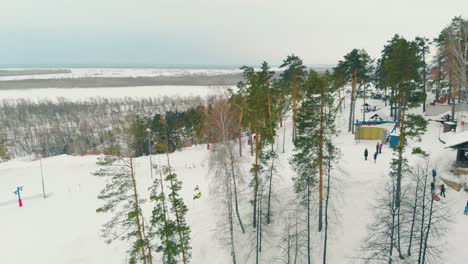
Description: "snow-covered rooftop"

(444, 131), (468, 148)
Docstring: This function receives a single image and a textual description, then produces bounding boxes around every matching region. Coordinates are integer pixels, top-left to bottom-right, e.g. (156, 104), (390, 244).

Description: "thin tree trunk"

(238, 110), (243, 157)
(423, 52), (427, 112)
(363, 84), (366, 122)
(267, 143), (275, 224)
(294, 215), (298, 264)
(396, 99), (407, 208)
(292, 74), (297, 142)
(407, 177), (420, 256)
(129, 158), (148, 264)
(287, 218), (291, 264)
(249, 122), (254, 156)
(417, 170), (428, 264)
(253, 131), (260, 228)
(230, 158), (245, 233)
(384, 87), (387, 106)
(421, 191), (435, 264)
(282, 116), (286, 154)
(397, 204), (403, 259)
(267, 94), (274, 224)
(228, 178), (237, 264)
(256, 191), (260, 264)
(319, 92), (324, 232)
(390, 87), (395, 118)
(323, 156), (331, 264)
(307, 176), (311, 264)
(388, 181), (396, 264)
(259, 190), (263, 252)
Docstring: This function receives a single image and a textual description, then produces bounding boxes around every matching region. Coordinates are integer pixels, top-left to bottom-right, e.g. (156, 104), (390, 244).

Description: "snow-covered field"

(0, 85), (232, 102)
(0, 83), (467, 264)
(0, 68), (244, 81)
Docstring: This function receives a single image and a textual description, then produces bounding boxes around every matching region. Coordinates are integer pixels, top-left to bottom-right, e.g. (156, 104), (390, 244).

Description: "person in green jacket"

(193, 185), (201, 200)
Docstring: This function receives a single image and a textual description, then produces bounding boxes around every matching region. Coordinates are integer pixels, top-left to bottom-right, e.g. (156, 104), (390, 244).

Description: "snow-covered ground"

(0, 89), (467, 263)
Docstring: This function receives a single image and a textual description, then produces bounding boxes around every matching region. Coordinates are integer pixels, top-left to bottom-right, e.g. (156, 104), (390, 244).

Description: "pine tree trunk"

(396, 99), (407, 208)
(417, 172), (428, 264)
(397, 205), (403, 259)
(294, 215), (298, 264)
(228, 178), (237, 264)
(259, 191), (263, 252)
(282, 117), (286, 154)
(323, 156), (331, 264)
(421, 192), (435, 264)
(287, 218), (291, 264)
(349, 69), (358, 134)
(253, 131), (260, 228)
(388, 181), (396, 264)
(307, 176), (311, 264)
(267, 146), (274, 224)
(292, 74), (297, 142)
(422, 53), (427, 113)
(249, 122), (254, 156)
(267, 94), (274, 224)
(390, 87), (394, 118)
(348, 91), (354, 133)
(129, 158), (148, 264)
(318, 92), (324, 232)
(407, 177), (420, 256)
(238, 111), (243, 157)
(384, 87), (388, 106)
(256, 191), (260, 264)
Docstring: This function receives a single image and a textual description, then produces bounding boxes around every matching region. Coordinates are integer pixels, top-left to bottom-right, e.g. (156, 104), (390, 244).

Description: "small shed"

(443, 121), (457, 133)
(445, 131), (468, 167)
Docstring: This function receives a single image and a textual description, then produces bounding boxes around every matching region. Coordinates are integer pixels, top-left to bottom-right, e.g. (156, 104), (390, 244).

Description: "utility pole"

(146, 128), (153, 179)
(40, 158), (46, 199)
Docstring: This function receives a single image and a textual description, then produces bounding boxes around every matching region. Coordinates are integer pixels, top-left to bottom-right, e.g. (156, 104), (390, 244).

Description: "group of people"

(364, 142), (383, 163)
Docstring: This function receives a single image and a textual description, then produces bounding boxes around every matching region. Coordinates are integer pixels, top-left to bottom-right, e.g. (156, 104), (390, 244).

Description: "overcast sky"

(1, 0), (467, 67)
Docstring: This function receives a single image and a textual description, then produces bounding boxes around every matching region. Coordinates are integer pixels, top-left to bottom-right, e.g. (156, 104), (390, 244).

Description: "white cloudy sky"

(1, 0), (467, 66)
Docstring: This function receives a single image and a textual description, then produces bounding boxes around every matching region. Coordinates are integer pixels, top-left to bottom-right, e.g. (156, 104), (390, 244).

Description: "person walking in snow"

(364, 148), (368, 160)
(373, 152), (378, 163)
(440, 184), (446, 198)
(464, 201), (468, 215)
(430, 182), (435, 194)
(379, 142), (383, 153)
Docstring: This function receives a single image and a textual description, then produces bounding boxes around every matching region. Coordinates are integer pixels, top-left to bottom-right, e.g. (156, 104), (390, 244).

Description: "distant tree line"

(0, 96), (205, 158)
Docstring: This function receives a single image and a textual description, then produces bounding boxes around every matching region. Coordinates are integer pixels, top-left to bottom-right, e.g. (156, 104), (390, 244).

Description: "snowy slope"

(0, 96), (467, 264)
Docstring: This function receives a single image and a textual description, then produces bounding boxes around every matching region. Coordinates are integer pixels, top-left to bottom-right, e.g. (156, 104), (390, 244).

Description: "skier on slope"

(464, 200), (468, 215)
(373, 152), (378, 163)
(364, 148), (368, 160)
(376, 142), (379, 153)
(193, 185), (201, 200)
